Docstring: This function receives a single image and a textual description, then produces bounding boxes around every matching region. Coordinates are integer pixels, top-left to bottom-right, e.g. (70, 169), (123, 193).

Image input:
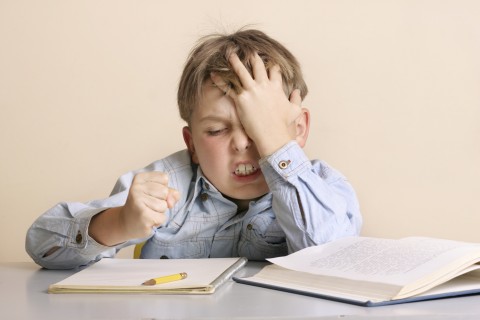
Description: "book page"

(268, 237), (480, 286)
(248, 264), (400, 302)
(415, 268), (480, 297)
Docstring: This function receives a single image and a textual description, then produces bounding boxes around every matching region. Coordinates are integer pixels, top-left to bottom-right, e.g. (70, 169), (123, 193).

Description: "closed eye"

(207, 128), (228, 136)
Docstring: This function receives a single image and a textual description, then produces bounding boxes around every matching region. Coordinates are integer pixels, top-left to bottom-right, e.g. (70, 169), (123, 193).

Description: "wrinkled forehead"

(189, 81), (237, 127)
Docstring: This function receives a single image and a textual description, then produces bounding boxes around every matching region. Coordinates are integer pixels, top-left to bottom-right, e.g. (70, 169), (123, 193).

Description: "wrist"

(256, 136), (293, 158)
(89, 207), (127, 246)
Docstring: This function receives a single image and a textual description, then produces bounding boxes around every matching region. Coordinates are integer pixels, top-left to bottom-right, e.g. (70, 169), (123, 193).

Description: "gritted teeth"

(234, 163), (257, 176)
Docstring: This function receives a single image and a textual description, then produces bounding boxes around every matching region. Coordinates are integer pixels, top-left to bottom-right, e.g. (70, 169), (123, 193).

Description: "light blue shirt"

(26, 142), (362, 269)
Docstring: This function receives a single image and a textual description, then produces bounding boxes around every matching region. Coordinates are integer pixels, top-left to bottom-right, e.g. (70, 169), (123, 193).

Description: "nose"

(232, 128), (251, 152)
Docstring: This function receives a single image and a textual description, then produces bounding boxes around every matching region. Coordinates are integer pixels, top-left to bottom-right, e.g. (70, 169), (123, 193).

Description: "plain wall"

(1, 0), (479, 262)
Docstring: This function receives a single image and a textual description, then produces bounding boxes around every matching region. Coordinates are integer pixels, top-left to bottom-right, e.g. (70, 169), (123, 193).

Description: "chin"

(218, 180), (269, 201)
(228, 189), (269, 201)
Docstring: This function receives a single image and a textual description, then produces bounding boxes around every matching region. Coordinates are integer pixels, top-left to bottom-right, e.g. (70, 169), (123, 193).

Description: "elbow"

(25, 239), (88, 270)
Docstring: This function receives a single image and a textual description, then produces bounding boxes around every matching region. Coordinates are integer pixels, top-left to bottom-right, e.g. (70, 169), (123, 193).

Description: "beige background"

(1, 0), (479, 262)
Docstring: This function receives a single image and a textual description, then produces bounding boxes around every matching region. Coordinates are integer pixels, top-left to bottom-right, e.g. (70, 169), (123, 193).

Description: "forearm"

(89, 207), (129, 246)
(261, 142), (362, 251)
(271, 181), (360, 251)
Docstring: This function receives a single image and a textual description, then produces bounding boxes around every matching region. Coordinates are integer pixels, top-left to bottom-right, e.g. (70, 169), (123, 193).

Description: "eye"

(207, 128), (227, 136)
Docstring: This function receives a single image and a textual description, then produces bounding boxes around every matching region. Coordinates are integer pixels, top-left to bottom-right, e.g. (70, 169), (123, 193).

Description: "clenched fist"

(89, 172), (180, 246)
(120, 172), (180, 239)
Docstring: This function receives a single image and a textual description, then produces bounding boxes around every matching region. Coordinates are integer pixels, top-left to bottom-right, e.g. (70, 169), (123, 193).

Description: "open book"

(234, 237), (480, 306)
(49, 257), (247, 294)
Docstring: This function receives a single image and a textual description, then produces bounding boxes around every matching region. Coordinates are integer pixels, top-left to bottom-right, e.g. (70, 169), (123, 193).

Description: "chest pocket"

(141, 237), (208, 259)
(141, 196), (234, 259)
(239, 211), (288, 259)
(248, 212), (286, 243)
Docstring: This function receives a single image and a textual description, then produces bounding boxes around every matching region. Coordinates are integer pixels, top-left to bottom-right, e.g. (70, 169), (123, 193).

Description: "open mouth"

(234, 163), (258, 176)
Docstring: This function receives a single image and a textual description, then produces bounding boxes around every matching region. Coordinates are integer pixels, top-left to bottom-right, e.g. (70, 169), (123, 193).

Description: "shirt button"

(278, 160), (291, 169)
(75, 231), (83, 244)
(204, 183), (210, 190)
(200, 193), (209, 201)
(247, 224), (253, 230)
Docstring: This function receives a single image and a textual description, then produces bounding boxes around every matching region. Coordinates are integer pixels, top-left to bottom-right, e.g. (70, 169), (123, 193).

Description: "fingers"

(142, 193), (169, 213)
(166, 189), (180, 209)
(249, 52), (269, 82)
(218, 52), (283, 91)
(210, 72), (233, 97)
(228, 52), (255, 89)
(228, 52), (271, 88)
(144, 186), (179, 229)
(131, 172), (180, 213)
(116, 172), (181, 240)
(211, 52), (282, 98)
(287, 89), (303, 125)
(135, 171), (169, 185)
(268, 64), (282, 84)
(289, 88), (302, 106)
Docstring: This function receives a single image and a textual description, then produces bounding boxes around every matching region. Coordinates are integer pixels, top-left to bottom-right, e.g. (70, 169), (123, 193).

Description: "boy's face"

(182, 82), (269, 201)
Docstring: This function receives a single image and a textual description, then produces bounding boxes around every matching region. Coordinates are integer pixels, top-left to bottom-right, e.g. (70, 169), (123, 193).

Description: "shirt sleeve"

(25, 178), (138, 269)
(259, 141), (362, 253)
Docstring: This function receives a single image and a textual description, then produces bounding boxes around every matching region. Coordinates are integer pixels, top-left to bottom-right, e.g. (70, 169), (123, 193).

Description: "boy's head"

(178, 28), (308, 124)
(178, 28), (310, 207)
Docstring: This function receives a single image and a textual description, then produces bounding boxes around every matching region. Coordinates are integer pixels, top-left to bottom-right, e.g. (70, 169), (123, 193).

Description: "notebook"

(49, 257), (247, 294)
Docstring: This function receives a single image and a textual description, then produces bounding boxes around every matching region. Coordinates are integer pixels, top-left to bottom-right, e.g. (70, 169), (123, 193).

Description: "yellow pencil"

(141, 272), (188, 286)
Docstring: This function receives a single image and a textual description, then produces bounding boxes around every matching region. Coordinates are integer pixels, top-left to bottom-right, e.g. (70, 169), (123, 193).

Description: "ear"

(182, 126), (199, 164)
(294, 107), (310, 148)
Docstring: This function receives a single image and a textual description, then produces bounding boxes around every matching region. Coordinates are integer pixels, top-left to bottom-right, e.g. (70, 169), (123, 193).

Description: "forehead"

(191, 82), (236, 123)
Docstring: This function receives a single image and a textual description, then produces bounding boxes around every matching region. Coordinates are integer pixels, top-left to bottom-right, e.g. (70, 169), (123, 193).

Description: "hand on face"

(210, 52), (303, 158)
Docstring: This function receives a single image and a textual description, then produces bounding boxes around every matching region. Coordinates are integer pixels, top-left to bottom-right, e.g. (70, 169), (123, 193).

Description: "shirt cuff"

(67, 207), (116, 255)
(259, 141), (312, 185)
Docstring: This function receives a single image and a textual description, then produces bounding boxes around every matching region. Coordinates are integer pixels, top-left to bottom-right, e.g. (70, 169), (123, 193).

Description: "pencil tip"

(142, 279), (156, 286)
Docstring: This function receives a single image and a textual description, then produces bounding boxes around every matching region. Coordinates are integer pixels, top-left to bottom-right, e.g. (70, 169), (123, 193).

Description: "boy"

(26, 29), (362, 269)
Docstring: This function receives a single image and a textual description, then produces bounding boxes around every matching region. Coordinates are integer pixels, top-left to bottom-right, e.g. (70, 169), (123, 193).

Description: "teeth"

(234, 163), (257, 176)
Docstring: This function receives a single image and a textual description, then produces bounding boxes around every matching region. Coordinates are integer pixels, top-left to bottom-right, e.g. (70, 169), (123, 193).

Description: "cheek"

(195, 137), (227, 162)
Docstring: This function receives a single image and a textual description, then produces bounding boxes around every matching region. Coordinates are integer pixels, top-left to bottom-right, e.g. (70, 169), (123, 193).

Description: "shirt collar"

(191, 164), (272, 211)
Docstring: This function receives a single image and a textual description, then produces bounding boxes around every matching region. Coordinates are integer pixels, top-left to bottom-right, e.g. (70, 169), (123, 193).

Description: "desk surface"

(2, 261), (480, 320)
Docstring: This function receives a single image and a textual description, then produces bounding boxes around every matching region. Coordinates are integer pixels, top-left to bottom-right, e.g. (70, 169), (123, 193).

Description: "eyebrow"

(197, 115), (231, 124)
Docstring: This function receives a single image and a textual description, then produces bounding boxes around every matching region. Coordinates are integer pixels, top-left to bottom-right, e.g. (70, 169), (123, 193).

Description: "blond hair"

(177, 28), (308, 123)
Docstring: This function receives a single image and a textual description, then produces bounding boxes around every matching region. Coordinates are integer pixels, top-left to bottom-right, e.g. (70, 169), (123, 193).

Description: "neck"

(224, 195), (265, 212)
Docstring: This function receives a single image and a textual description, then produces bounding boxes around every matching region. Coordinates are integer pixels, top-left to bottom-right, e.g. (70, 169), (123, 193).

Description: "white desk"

(2, 261), (480, 320)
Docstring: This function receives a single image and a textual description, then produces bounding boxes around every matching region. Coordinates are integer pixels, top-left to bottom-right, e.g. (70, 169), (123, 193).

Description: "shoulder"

(110, 149), (194, 194)
(145, 149), (193, 173)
